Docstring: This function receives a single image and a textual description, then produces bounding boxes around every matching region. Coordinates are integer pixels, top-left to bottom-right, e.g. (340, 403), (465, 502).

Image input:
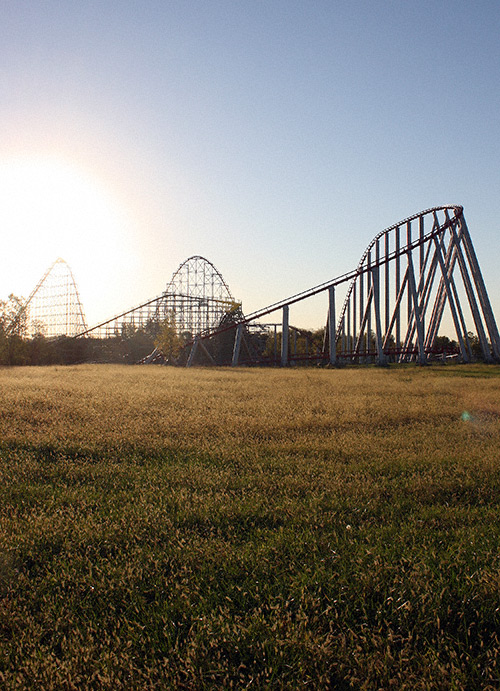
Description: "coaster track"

(192, 205), (500, 365)
(12, 205), (499, 366)
(8, 258), (87, 338)
(76, 255), (238, 339)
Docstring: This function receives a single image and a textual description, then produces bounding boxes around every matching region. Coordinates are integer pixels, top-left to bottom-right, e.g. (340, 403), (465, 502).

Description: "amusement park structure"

(75, 255), (239, 340)
(12, 205), (500, 365)
(217, 204), (500, 366)
(8, 257), (87, 338)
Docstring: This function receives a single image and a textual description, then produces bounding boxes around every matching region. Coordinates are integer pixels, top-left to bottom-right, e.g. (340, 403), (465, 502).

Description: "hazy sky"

(1, 0), (499, 329)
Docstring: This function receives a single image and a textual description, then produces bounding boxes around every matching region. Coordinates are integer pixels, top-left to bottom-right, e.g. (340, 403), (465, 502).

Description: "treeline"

(0, 330), (165, 367)
(0, 323), (318, 367)
(0, 329), (487, 367)
(0, 293), (173, 366)
(0, 293), (486, 366)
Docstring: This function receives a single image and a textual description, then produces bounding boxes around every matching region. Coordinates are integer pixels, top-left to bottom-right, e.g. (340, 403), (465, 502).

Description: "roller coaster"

(76, 254), (239, 340)
(13, 205), (500, 365)
(8, 257), (87, 338)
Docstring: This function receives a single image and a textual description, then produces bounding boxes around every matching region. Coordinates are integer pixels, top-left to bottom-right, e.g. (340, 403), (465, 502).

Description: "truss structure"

(333, 206), (499, 364)
(156, 255), (237, 336)
(196, 206), (500, 366)
(53, 204), (500, 366)
(78, 255), (238, 339)
(11, 258), (87, 338)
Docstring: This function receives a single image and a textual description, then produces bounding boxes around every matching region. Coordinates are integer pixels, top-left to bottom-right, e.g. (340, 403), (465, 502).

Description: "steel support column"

(231, 323), (244, 367)
(432, 237), (469, 361)
(457, 216), (500, 360)
(281, 305), (289, 367)
(187, 337), (199, 367)
(371, 265), (386, 365)
(406, 252), (426, 364)
(328, 286), (336, 365)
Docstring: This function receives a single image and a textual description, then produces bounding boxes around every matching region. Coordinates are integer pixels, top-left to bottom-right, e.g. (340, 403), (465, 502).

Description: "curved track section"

(334, 205), (500, 363)
(11, 258), (87, 338)
(73, 207), (499, 365)
(155, 255), (236, 336)
(78, 256), (236, 339)
(200, 205), (500, 366)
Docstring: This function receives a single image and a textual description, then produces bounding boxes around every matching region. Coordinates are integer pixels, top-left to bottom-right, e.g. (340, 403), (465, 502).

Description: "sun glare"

(0, 155), (136, 319)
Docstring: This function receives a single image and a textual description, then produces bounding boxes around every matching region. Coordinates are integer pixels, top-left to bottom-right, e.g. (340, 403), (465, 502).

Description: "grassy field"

(0, 363), (499, 689)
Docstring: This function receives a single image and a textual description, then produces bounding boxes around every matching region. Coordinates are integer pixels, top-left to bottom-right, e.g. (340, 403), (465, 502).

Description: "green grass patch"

(0, 364), (499, 688)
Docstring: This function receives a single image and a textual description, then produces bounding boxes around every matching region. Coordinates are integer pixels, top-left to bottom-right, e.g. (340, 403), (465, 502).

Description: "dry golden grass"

(0, 363), (499, 688)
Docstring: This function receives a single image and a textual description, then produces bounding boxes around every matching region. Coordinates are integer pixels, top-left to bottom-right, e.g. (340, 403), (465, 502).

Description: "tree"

(433, 335), (458, 355)
(155, 314), (182, 363)
(0, 294), (26, 335)
(0, 295), (29, 365)
(467, 331), (487, 361)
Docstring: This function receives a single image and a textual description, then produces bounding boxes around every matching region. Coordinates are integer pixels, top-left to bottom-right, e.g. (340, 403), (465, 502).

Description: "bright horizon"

(1, 1), (499, 332)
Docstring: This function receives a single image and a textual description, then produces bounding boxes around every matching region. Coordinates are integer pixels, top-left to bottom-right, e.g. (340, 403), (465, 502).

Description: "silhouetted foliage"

(0, 289), (492, 369)
(154, 314), (182, 363)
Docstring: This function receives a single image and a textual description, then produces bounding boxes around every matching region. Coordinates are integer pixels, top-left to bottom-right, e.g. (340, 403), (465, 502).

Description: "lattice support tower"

(10, 258), (87, 338)
(77, 256), (238, 339)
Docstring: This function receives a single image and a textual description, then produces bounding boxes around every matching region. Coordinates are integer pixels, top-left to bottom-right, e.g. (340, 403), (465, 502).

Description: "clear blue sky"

(1, 0), (499, 330)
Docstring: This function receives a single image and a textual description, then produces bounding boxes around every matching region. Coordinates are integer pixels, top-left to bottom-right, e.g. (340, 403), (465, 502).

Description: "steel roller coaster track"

(189, 205), (500, 366)
(13, 205), (499, 366)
